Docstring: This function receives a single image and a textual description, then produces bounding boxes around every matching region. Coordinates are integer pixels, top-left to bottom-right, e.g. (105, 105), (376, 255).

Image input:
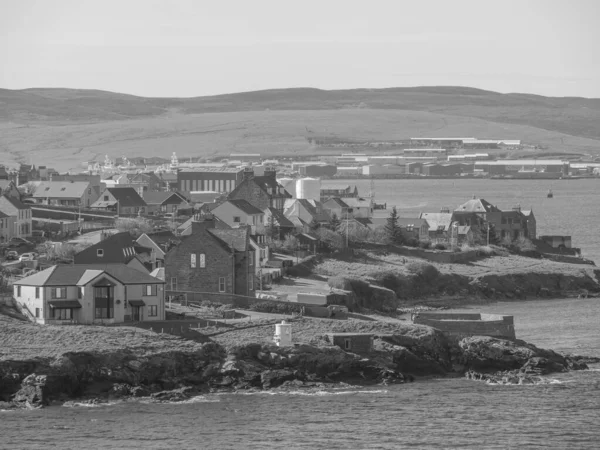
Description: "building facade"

(178, 167), (245, 193)
(0, 195), (32, 238)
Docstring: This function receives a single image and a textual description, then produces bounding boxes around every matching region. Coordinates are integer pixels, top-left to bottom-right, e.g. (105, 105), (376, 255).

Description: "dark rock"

(12, 374), (49, 408)
(260, 370), (296, 389)
(129, 386), (150, 397)
(108, 383), (132, 399)
(521, 357), (566, 375)
(151, 386), (196, 402)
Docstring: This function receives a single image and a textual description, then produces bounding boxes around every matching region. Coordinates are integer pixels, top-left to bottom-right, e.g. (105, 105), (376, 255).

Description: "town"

(0, 142), (585, 327)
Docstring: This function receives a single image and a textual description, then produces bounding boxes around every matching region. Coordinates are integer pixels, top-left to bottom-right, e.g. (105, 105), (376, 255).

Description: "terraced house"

(13, 264), (166, 325)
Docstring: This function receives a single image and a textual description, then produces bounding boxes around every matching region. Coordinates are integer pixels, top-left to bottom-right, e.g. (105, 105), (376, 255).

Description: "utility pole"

(345, 207), (349, 248)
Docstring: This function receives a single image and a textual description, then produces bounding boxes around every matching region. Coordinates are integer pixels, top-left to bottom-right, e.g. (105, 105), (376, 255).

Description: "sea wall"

(413, 313), (516, 339)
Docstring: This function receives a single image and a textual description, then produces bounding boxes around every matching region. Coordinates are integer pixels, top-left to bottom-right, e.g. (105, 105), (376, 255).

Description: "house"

(227, 169), (292, 212)
(127, 172), (162, 192)
(396, 218), (430, 241)
(136, 231), (179, 266)
(284, 199), (330, 227)
(0, 211), (16, 242)
(249, 236), (270, 276)
(91, 187), (147, 216)
(73, 231), (157, 272)
(263, 206), (295, 239)
(419, 212), (454, 240)
(51, 174), (104, 204)
(13, 264), (166, 325)
(297, 232), (319, 253)
(0, 180), (21, 200)
(143, 191), (191, 215)
(320, 184), (359, 201)
(211, 199), (265, 233)
(322, 197), (373, 220)
(165, 219), (255, 297)
(0, 195), (32, 238)
(28, 181), (95, 207)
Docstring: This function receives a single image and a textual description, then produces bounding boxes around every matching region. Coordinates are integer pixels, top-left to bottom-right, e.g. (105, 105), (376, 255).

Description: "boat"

(547, 188), (553, 198)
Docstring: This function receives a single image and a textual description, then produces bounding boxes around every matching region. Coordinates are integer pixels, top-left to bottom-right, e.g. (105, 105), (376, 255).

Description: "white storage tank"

(278, 177), (296, 198)
(296, 177), (321, 201)
(274, 320), (292, 346)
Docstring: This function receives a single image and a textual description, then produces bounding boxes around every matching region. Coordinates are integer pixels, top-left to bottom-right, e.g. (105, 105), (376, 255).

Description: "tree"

(329, 213), (341, 231)
(384, 206), (403, 245)
(115, 217), (153, 237)
(309, 218), (320, 231)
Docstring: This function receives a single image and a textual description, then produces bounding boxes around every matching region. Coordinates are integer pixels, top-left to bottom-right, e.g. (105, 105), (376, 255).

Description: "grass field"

(1, 86), (600, 171)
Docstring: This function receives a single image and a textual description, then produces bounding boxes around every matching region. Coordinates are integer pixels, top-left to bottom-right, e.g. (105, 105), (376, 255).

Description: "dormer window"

(97, 249), (104, 257)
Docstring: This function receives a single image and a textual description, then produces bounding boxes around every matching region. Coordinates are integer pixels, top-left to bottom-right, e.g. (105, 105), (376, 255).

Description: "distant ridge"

(1, 86), (599, 140)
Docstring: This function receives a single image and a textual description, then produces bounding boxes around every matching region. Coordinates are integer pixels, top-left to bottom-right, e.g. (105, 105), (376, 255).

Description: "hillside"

(1, 86), (600, 171)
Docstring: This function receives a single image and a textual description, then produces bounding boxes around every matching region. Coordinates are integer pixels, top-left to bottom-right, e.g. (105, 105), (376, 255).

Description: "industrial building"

(403, 148), (447, 158)
(178, 167), (245, 193)
(474, 160), (568, 176)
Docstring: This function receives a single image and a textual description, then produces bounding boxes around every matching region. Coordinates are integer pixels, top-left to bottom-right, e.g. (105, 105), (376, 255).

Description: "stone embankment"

(1, 326), (595, 409)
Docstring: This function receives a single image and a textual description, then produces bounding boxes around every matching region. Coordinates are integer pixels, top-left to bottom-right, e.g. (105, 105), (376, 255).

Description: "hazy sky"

(1, 0), (599, 98)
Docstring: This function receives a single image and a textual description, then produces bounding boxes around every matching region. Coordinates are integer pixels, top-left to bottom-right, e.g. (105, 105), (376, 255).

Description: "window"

(344, 338), (352, 350)
(248, 252), (254, 266)
(219, 277), (226, 292)
(35, 287), (39, 299)
(35, 308), (40, 318)
(78, 287), (83, 299)
(233, 216), (241, 223)
(54, 309), (71, 320)
(248, 278), (253, 291)
(94, 286), (114, 319)
(88, 188), (91, 194)
(97, 249), (104, 257)
(104, 195), (109, 201)
(144, 285), (157, 296)
(170, 277), (177, 290)
(51, 287), (66, 299)
(148, 305), (158, 317)
(199, 253), (206, 268)
(190, 253), (196, 268)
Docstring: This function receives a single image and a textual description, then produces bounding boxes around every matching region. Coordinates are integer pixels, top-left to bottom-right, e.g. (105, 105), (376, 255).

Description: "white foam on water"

(237, 389), (388, 397)
(62, 400), (121, 408)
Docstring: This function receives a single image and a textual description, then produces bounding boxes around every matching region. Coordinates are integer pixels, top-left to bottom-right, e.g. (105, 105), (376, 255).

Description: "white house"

(13, 264), (166, 325)
(211, 199), (264, 233)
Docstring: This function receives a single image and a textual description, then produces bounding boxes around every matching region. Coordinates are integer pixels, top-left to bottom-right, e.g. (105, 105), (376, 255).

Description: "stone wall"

(413, 312), (515, 339)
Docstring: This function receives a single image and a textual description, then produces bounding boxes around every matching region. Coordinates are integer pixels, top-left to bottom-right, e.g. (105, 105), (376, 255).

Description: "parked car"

(9, 237), (34, 247)
(5, 250), (19, 261)
(19, 252), (38, 262)
(163, 213), (175, 219)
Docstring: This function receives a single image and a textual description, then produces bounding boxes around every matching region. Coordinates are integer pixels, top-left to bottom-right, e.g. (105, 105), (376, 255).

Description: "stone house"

(262, 206), (295, 239)
(0, 195), (32, 238)
(13, 264), (166, 325)
(227, 170), (292, 212)
(165, 219), (255, 297)
(284, 198), (330, 227)
(91, 187), (147, 216)
(396, 218), (430, 241)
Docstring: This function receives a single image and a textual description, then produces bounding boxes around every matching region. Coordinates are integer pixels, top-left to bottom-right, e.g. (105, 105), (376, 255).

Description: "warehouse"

(178, 167), (245, 193)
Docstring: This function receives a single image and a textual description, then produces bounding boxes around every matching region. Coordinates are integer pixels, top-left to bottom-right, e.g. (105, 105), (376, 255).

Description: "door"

(132, 306), (140, 321)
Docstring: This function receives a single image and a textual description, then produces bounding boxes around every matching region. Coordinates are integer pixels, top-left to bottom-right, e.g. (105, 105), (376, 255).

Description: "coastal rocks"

(465, 370), (545, 385)
(151, 386), (198, 402)
(11, 374), (49, 408)
(260, 370), (296, 389)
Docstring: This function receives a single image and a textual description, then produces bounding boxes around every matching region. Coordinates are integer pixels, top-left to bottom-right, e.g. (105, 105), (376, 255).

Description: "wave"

(138, 395), (220, 405)
(484, 377), (563, 386)
(236, 389), (389, 397)
(62, 400), (121, 408)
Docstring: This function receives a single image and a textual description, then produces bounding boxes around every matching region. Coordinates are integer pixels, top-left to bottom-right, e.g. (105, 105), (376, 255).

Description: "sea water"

(1, 297), (599, 449)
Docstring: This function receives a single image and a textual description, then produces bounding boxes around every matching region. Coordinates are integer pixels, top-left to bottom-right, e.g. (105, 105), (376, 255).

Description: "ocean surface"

(325, 177), (600, 263)
(1, 297), (599, 449)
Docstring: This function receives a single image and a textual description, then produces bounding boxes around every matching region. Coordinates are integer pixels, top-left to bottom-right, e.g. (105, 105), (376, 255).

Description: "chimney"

(440, 206), (450, 213)
(264, 167), (277, 179)
(512, 204), (521, 212)
(243, 167), (254, 181)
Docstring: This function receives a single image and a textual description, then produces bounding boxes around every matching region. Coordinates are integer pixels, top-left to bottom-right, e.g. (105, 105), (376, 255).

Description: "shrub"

(405, 238), (419, 248)
(434, 243), (447, 250)
(328, 275), (349, 290)
(419, 240), (432, 249)
(328, 276), (373, 299)
(514, 237), (536, 252)
(406, 262), (440, 282)
(249, 302), (302, 314)
(287, 264), (312, 277)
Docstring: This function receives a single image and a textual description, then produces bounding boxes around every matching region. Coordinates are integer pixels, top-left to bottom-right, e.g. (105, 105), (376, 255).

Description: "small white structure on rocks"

(274, 320), (292, 346)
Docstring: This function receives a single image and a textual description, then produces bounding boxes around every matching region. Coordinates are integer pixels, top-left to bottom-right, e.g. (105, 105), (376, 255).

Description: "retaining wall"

(413, 312), (515, 339)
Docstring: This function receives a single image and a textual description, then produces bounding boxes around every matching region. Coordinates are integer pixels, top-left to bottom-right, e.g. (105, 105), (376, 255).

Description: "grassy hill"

(1, 86), (599, 171)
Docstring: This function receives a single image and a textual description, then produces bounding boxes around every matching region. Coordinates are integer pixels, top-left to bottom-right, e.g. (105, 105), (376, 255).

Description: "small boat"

(547, 188), (553, 198)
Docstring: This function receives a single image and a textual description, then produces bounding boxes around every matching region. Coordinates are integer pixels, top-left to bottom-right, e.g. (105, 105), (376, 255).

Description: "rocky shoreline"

(2, 329), (597, 410)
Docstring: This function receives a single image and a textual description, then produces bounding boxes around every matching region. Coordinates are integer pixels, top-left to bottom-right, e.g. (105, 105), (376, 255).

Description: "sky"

(1, 0), (599, 98)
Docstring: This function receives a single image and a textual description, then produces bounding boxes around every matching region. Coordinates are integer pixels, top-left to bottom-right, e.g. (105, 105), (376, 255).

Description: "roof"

(457, 226), (472, 235)
(251, 176), (293, 198)
(142, 191), (184, 205)
(73, 232), (148, 265)
(105, 188), (146, 207)
(455, 198), (501, 213)
(338, 197), (371, 208)
(0, 180), (15, 190)
(128, 299), (146, 306)
(30, 181), (90, 199)
(150, 267), (165, 280)
(179, 167), (242, 173)
(396, 218), (428, 228)
(264, 207), (294, 228)
(220, 199), (264, 215)
(187, 191), (222, 203)
(419, 212), (453, 232)
(0, 194), (30, 210)
(324, 197), (349, 208)
(14, 264), (165, 286)
(140, 230), (177, 246)
(208, 227), (249, 252)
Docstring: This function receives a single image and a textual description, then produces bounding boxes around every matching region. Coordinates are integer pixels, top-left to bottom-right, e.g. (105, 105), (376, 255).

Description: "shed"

(326, 333), (373, 353)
